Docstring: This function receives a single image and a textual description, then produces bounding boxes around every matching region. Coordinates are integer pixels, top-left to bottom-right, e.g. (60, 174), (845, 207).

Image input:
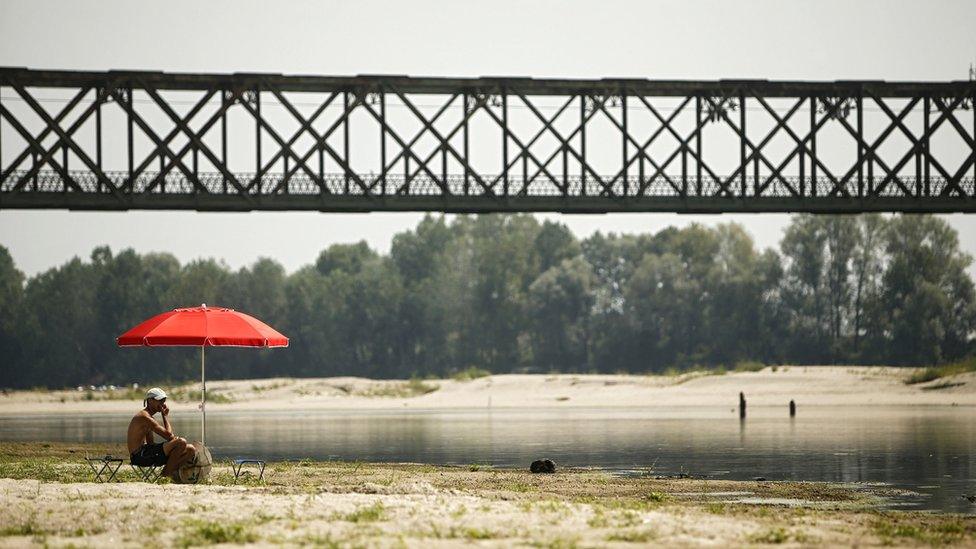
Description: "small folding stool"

(86, 455), (123, 483)
(131, 463), (163, 482)
(232, 459), (266, 482)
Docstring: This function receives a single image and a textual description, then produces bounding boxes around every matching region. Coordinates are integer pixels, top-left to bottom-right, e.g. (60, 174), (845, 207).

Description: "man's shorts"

(130, 442), (167, 467)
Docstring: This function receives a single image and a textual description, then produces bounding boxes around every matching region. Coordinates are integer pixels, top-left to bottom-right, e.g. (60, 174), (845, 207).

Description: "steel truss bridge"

(0, 67), (974, 213)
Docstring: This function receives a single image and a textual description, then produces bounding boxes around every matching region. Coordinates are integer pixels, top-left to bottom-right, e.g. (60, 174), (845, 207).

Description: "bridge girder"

(1, 67), (974, 213)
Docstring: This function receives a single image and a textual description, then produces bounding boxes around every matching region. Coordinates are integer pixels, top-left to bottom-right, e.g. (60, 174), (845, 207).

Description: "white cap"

(145, 387), (167, 401)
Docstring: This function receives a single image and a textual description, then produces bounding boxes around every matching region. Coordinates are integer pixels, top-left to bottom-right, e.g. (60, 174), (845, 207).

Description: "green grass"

(292, 532), (342, 548)
(169, 388), (233, 404)
(339, 502), (386, 523)
(606, 530), (656, 542)
(705, 502), (728, 514)
(905, 356), (976, 385)
(0, 459), (97, 483)
(643, 491), (670, 503)
(178, 520), (257, 547)
(872, 517), (971, 545)
(356, 378), (439, 398)
(69, 387), (145, 402)
(427, 524), (503, 540)
(734, 360), (766, 372)
(530, 536), (580, 549)
(0, 520), (40, 537)
(250, 381), (289, 392)
(405, 377), (439, 395)
(451, 366), (492, 381)
(527, 500), (570, 514)
(661, 365), (727, 382)
(660, 361), (768, 378)
(462, 527), (498, 540)
(748, 527), (789, 544)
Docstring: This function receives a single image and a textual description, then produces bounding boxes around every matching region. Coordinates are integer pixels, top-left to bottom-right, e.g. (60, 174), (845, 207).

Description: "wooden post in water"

(789, 399), (796, 417)
(739, 392), (746, 419)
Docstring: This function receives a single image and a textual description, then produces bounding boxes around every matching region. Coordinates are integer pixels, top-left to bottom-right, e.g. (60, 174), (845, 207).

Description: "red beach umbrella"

(117, 304), (288, 444)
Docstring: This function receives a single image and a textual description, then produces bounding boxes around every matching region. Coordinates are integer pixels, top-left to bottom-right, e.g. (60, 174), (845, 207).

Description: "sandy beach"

(1, 366), (973, 415)
(1, 368), (975, 546)
(1, 442), (974, 547)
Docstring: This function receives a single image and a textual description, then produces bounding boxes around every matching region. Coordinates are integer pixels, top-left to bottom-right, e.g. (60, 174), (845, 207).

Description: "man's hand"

(161, 403), (170, 417)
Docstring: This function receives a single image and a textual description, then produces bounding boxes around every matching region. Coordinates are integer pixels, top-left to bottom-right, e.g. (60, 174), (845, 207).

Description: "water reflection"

(1, 406), (974, 513)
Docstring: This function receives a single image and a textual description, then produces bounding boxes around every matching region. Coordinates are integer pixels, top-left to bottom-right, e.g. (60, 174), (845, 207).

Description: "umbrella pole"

(201, 346), (206, 446)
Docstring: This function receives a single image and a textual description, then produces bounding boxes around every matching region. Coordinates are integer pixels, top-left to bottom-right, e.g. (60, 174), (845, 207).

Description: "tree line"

(1, 213), (974, 389)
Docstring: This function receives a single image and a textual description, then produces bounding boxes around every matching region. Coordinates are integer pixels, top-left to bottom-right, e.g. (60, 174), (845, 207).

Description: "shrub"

(905, 357), (976, 385)
(734, 360), (765, 372)
(451, 366), (492, 381)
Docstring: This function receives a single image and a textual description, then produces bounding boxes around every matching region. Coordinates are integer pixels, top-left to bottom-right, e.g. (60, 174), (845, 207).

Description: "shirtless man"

(127, 387), (196, 479)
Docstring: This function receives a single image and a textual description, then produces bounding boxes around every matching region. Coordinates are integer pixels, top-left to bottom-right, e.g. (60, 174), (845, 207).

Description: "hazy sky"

(2, 0), (975, 277)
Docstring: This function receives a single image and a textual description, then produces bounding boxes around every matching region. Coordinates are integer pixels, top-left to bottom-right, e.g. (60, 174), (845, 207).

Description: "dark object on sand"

(753, 476), (767, 481)
(530, 459), (556, 474)
(789, 399), (796, 417)
(739, 392), (747, 419)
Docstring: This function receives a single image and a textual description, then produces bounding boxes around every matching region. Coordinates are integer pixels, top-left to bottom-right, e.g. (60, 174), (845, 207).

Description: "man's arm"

(144, 412), (175, 441)
(160, 404), (172, 437)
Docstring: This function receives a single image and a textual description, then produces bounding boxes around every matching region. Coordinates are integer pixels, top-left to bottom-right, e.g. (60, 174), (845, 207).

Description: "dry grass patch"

(906, 357), (976, 384)
(354, 378), (439, 398)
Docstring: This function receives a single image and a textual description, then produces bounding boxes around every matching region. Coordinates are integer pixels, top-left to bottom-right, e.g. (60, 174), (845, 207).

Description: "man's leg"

(162, 437), (189, 476)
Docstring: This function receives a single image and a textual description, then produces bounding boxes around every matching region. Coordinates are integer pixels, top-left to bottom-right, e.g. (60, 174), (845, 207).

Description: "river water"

(1, 405), (974, 513)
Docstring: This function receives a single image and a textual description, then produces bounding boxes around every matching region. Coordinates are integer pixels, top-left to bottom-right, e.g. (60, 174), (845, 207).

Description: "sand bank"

(2, 367), (973, 416)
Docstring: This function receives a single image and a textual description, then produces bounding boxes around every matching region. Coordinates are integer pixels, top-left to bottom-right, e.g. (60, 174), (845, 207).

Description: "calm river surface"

(1, 405), (974, 513)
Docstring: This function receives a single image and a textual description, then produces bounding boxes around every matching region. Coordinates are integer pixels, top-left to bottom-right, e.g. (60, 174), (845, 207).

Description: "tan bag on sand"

(174, 441), (212, 484)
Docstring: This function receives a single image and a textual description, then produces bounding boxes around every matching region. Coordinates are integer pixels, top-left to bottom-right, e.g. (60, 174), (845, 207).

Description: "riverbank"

(2, 366), (974, 415)
(1, 442), (974, 547)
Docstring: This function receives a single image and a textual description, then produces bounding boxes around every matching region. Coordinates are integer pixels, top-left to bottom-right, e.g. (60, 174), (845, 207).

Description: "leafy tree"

(880, 215), (976, 364)
(626, 252), (703, 369)
(534, 220), (580, 272)
(2, 213), (974, 389)
(316, 241), (377, 276)
(0, 246), (25, 387)
(850, 215), (887, 358)
(702, 223), (777, 364)
(19, 257), (99, 387)
(280, 266), (331, 377)
(528, 256), (596, 372)
(581, 233), (644, 372)
(165, 258), (232, 308)
(448, 215), (542, 372)
(390, 215), (453, 375)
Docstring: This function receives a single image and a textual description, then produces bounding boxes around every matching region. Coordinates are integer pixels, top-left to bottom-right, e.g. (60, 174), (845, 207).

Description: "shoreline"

(2, 402), (974, 419)
(2, 366), (974, 416)
(1, 442), (974, 547)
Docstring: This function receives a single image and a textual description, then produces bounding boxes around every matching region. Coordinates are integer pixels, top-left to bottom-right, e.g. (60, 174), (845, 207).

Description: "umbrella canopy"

(117, 304), (288, 445)
(117, 305), (288, 348)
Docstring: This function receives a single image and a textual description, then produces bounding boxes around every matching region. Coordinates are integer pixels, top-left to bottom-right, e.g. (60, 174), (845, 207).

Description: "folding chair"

(232, 459), (266, 482)
(86, 455), (124, 483)
(131, 463), (163, 482)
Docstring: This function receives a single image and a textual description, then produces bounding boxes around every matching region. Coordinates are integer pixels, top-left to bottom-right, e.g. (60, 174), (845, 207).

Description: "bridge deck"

(1, 68), (974, 213)
(3, 170), (973, 213)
